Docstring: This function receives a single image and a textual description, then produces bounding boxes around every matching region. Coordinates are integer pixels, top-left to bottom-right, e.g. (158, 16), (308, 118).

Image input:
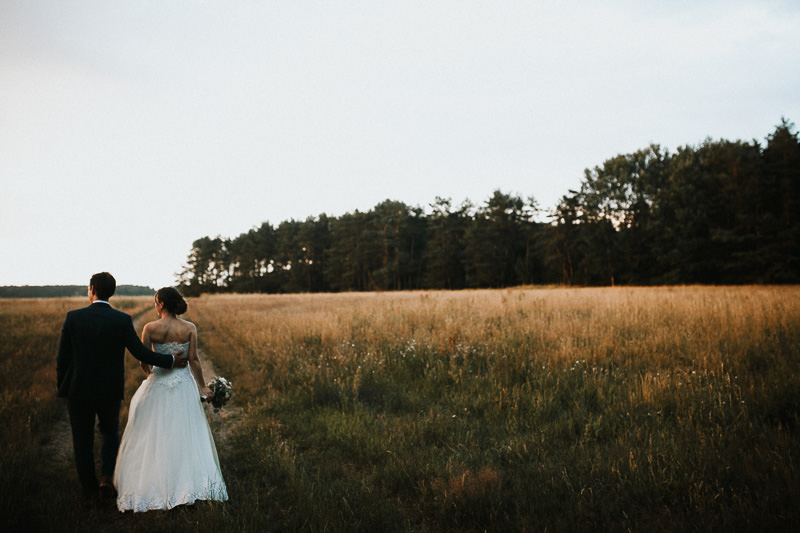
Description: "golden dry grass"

(179, 286), (800, 531)
(186, 285), (798, 396)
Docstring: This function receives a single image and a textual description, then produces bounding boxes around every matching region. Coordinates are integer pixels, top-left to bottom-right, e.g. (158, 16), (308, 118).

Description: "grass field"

(1, 286), (799, 531)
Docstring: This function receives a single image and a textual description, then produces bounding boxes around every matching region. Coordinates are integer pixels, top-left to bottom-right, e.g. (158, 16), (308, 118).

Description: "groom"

(57, 272), (190, 506)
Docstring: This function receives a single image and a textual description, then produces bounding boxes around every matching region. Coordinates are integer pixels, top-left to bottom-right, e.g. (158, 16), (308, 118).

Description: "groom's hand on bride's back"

(172, 351), (190, 368)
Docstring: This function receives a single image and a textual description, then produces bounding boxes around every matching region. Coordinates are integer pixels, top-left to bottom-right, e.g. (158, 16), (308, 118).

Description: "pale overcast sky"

(1, 0), (798, 289)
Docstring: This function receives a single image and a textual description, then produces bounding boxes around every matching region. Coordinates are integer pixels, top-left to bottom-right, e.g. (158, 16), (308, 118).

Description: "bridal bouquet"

(203, 376), (233, 412)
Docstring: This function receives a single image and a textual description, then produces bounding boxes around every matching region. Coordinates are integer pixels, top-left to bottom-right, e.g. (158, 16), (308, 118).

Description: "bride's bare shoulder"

(143, 320), (163, 333)
(180, 319), (198, 334)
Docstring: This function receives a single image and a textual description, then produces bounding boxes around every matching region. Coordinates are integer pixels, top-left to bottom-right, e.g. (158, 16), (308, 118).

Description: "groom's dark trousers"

(57, 302), (174, 497)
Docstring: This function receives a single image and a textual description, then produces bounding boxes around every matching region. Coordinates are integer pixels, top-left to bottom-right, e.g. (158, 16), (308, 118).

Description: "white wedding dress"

(114, 341), (228, 512)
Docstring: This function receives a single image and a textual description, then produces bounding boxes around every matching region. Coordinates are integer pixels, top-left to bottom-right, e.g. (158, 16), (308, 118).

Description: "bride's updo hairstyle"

(155, 287), (188, 315)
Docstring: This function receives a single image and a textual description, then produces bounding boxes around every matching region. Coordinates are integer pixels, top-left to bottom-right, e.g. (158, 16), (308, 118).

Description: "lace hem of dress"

(117, 486), (228, 512)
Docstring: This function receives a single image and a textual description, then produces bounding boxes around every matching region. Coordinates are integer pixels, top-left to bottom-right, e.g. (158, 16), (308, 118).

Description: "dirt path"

(44, 411), (74, 466)
(196, 346), (243, 448)
(45, 316), (242, 470)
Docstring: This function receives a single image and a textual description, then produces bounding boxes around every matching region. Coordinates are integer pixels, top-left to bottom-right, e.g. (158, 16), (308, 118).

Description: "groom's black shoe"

(99, 476), (117, 499)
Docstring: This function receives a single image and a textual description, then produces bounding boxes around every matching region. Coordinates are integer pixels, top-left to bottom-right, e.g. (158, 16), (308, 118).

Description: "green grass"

(234, 342), (796, 531)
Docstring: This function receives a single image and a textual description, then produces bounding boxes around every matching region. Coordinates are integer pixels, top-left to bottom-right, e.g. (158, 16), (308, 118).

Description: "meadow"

(1, 286), (799, 531)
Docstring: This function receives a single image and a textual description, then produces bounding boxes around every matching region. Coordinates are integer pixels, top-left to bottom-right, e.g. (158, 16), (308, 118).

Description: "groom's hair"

(90, 272), (116, 300)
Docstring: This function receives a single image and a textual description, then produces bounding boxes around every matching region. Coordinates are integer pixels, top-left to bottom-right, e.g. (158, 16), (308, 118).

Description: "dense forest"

(178, 120), (800, 295)
(0, 285), (155, 298)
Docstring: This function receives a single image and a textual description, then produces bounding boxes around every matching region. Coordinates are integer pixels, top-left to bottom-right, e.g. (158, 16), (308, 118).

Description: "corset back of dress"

(150, 342), (192, 386)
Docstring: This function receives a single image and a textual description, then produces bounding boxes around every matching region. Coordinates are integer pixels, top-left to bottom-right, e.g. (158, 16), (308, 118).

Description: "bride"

(114, 287), (228, 512)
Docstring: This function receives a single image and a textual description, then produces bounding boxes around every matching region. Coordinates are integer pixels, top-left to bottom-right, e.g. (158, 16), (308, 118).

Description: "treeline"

(0, 285), (156, 298)
(179, 120), (800, 295)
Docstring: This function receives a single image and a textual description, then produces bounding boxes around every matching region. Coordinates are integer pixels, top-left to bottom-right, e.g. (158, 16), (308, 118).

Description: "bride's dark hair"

(155, 287), (188, 315)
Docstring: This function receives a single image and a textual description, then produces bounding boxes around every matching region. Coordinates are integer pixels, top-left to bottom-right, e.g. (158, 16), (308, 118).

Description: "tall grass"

(185, 286), (800, 531)
(0, 298), (83, 530)
(2, 287), (799, 531)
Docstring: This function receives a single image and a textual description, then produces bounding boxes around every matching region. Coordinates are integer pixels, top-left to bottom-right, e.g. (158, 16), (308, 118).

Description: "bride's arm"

(188, 324), (212, 398)
(140, 324), (153, 376)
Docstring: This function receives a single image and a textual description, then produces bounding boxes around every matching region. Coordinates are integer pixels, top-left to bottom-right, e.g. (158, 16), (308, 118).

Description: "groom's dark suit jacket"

(57, 302), (174, 400)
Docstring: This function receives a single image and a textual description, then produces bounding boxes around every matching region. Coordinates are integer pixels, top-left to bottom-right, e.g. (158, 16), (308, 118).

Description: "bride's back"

(146, 317), (194, 345)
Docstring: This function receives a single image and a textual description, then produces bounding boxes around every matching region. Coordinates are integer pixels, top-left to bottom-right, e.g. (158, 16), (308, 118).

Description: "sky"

(1, 0), (798, 289)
